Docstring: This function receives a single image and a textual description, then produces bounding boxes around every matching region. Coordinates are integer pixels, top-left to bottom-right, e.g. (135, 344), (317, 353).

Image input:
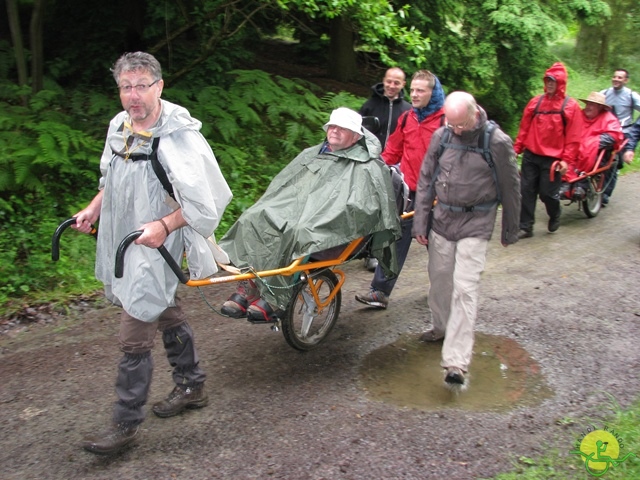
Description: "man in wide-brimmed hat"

(560, 92), (624, 196)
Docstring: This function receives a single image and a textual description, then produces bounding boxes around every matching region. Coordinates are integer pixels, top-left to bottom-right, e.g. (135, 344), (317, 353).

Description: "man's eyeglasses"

(445, 119), (470, 130)
(118, 79), (159, 94)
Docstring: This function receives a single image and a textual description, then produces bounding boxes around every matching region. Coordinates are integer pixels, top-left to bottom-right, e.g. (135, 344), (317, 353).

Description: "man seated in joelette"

(218, 108), (402, 322)
(561, 92), (623, 199)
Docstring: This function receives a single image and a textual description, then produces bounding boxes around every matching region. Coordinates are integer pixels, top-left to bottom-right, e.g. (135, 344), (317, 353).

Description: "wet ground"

(1, 173), (640, 479)
(361, 332), (553, 412)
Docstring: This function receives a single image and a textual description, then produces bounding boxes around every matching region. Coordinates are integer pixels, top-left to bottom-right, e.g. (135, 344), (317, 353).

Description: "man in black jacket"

(359, 67), (411, 271)
(359, 67), (412, 149)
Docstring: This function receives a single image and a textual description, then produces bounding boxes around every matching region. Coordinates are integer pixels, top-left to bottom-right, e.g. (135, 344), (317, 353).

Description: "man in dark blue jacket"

(622, 118), (640, 163)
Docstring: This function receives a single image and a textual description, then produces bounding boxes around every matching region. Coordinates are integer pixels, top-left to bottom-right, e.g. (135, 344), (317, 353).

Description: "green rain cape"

(219, 129), (402, 309)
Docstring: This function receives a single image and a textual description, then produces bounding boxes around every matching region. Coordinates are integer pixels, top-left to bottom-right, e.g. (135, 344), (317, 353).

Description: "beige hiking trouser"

(427, 230), (488, 372)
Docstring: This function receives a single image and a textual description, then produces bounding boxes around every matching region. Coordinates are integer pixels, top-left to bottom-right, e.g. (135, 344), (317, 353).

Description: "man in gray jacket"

(600, 69), (640, 203)
(412, 91), (520, 387)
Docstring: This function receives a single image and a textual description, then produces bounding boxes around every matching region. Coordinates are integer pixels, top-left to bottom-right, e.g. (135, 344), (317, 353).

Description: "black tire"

(281, 269), (341, 351)
(582, 174), (602, 218)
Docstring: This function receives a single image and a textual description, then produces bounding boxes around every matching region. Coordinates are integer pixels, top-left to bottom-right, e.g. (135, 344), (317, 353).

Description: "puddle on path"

(360, 333), (553, 412)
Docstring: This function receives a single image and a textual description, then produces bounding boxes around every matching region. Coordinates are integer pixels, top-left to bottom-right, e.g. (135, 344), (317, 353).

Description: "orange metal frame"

(550, 139), (628, 187)
(184, 211), (415, 313)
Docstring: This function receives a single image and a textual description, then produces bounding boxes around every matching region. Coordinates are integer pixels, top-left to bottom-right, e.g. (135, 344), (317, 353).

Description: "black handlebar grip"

(52, 218), (97, 261)
(115, 230), (188, 284)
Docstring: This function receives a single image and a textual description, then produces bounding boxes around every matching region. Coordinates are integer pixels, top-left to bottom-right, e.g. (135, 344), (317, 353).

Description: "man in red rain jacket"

(355, 69), (445, 309)
(514, 62), (581, 237)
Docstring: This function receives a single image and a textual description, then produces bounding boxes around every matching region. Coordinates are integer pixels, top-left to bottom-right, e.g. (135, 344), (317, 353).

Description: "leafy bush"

(0, 194), (101, 310)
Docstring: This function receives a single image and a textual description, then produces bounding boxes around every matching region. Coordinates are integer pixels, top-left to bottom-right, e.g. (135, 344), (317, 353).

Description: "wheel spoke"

(281, 270), (341, 351)
(299, 288), (316, 338)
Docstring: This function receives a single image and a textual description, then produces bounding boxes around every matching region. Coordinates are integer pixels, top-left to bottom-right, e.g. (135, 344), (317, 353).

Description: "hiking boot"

(221, 280), (259, 318)
(82, 422), (139, 455)
(444, 367), (466, 385)
(152, 385), (208, 418)
(363, 257), (378, 272)
(355, 289), (389, 309)
(548, 216), (560, 233)
(517, 229), (533, 239)
(246, 298), (283, 324)
(419, 329), (444, 342)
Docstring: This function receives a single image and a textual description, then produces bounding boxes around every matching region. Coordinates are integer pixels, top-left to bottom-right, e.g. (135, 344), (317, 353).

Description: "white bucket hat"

(323, 107), (363, 135)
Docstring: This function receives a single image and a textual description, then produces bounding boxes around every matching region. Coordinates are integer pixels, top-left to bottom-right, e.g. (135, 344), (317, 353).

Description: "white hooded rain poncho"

(95, 99), (232, 321)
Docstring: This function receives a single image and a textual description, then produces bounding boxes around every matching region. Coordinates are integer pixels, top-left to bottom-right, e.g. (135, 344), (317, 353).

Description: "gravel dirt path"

(2, 173), (640, 480)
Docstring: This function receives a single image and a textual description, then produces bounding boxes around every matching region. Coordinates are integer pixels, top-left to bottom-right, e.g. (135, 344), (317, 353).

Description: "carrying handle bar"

(115, 230), (189, 284)
(52, 217), (97, 261)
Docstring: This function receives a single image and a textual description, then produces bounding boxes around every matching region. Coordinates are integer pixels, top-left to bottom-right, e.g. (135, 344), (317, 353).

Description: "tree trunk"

(30, 0), (46, 94)
(6, 0), (28, 96)
(596, 31), (609, 72)
(328, 15), (357, 83)
(575, 21), (607, 68)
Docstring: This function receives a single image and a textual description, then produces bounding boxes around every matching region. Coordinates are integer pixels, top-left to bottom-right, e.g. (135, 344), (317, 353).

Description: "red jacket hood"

(544, 62), (568, 98)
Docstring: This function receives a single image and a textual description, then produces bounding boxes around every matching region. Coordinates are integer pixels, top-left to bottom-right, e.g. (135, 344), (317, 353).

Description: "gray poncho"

(96, 100), (232, 321)
(219, 130), (401, 309)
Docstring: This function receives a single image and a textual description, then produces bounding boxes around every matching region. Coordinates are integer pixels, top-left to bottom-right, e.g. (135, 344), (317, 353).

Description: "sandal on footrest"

(246, 298), (283, 324)
(221, 293), (252, 318)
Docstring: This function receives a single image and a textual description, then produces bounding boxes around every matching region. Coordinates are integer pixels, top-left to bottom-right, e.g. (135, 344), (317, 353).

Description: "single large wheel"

(281, 269), (341, 351)
(582, 174), (603, 218)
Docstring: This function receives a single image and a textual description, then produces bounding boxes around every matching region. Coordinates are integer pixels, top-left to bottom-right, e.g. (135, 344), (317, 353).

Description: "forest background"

(0, 0), (639, 312)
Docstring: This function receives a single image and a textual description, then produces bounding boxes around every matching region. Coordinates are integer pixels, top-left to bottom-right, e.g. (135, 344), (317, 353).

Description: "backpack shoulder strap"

(532, 95), (544, 116)
(560, 96), (570, 128)
(423, 128), (450, 210)
(148, 137), (175, 200)
(480, 121), (500, 203)
(480, 121), (497, 167)
(112, 123), (175, 200)
(436, 127), (452, 161)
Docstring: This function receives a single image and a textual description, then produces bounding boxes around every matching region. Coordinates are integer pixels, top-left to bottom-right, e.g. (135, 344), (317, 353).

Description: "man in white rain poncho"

(219, 108), (402, 322)
(72, 52), (232, 455)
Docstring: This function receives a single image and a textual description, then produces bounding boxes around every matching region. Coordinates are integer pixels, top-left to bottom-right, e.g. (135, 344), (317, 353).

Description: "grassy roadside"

(487, 398), (640, 479)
